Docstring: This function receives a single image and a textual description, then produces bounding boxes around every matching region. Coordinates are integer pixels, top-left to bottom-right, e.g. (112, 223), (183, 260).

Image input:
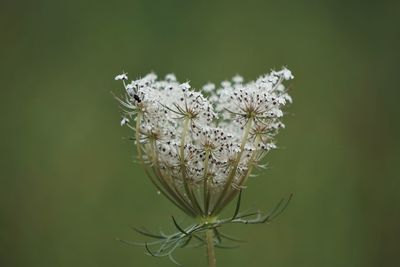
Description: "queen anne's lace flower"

(115, 69), (293, 218)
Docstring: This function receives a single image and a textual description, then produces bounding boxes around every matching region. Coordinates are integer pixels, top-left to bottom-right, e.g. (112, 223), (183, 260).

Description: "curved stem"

(205, 229), (216, 267)
(203, 149), (211, 215)
(180, 118), (203, 215)
(135, 113), (195, 217)
(149, 139), (197, 217)
(216, 134), (263, 213)
(211, 119), (253, 215)
(135, 112), (144, 160)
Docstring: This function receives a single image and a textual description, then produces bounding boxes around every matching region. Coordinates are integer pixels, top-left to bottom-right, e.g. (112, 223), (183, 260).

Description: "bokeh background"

(1, 0), (399, 266)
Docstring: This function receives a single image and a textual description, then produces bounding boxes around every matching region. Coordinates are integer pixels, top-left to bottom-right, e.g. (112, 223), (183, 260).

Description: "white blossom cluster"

(115, 68), (293, 217)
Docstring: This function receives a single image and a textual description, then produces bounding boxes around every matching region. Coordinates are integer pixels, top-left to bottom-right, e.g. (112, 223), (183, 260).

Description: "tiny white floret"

(115, 73), (128, 81)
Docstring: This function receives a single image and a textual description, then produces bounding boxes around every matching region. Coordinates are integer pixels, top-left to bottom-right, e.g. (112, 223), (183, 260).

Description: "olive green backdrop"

(1, 0), (399, 266)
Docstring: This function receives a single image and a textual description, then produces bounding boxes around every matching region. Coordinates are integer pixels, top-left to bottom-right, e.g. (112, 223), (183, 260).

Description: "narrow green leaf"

(131, 226), (166, 239)
(231, 189), (243, 220)
(219, 232), (247, 243)
(171, 216), (189, 236)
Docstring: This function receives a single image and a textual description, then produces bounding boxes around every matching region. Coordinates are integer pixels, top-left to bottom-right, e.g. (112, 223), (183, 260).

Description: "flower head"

(115, 69), (293, 218)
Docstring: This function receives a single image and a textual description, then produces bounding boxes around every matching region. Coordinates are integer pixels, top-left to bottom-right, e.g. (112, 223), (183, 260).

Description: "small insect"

(133, 94), (141, 103)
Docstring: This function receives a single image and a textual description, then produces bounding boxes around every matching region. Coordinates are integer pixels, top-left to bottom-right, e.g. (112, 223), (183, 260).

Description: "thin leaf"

(131, 227), (165, 239)
(268, 193), (293, 221)
(213, 228), (222, 244)
(231, 189), (243, 220)
(116, 238), (144, 247)
(171, 216), (189, 236)
(219, 232), (247, 243)
(180, 235), (193, 248)
(144, 242), (157, 257)
(169, 254), (183, 266)
(261, 198), (285, 223)
(215, 244), (240, 249)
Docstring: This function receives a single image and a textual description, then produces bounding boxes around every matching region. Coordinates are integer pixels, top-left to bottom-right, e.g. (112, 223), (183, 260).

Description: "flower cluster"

(115, 68), (293, 218)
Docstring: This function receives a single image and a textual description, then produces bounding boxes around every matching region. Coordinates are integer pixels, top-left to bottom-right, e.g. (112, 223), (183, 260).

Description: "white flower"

(232, 74), (244, 83)
(221, 80), (231, 88)
(115, 72), (128, 80)
(165, 73), (177, 82)
(202, 82), (216, 93)
(114, 68), (294, 217)
(281, 68), (294, 80)
(180, 82), (191, 91)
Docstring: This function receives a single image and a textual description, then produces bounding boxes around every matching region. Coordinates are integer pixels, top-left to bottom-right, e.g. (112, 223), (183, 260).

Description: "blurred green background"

(1, 0), (399, 266)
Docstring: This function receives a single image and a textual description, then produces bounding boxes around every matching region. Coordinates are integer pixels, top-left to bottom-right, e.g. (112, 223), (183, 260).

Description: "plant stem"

(203, 149), (211, 215)
(211, 118), (253, 215)
(180, 117), (203, 215)
(205, 229), (216, 267)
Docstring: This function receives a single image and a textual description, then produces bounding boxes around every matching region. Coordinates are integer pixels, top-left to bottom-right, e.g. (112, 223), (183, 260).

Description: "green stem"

(180, 118), (203, 215)
(205, 229), (216, 267)
(211, 119), (253, 215)
(135, 112), (195, 217)
(135, 112), (143, 160)
(217, 134), (262, 212)
(203, 149), (211, 215)
(150, 139), (197, 217)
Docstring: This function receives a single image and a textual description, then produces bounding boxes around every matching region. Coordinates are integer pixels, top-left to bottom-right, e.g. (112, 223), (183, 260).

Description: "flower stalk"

(211, 118), (253, 216)
(206, 229), (216, 267)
